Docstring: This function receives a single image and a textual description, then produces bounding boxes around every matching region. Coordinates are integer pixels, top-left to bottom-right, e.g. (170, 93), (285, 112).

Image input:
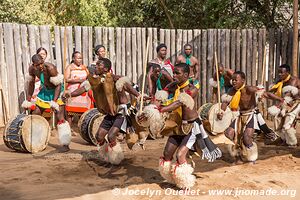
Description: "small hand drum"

(198, 103), (234, 135)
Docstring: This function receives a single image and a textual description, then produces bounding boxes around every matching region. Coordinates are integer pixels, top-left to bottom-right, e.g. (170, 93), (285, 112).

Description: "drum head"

(78, 108), (98, 133)
(21, 115), (50, 153)
(208, 103), (233, 135)
(78, 108), (99, 143)
(89, 112), (104, 145)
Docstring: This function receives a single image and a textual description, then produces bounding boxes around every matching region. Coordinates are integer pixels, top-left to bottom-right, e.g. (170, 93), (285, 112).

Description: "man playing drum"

(22, 54), (71, 151)
(267, 64), (300, 147)
(63, 58), (143, 165)
(139, 63), (221, 189)
(217, 71), (283, 163)
(210, 67), (279, 144)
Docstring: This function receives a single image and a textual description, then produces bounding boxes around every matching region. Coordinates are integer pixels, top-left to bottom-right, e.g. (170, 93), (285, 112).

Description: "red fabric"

(57, 119), (65, 125)
(165, 60), (174, 71)
(186, 90), (192, 96)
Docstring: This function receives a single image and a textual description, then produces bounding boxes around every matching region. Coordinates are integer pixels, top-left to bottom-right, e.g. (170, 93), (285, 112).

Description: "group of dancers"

(20, 43), (299, 189)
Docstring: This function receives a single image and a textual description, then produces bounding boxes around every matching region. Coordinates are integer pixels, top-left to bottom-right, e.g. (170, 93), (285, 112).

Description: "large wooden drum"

(78, 108), (104, 145)
(3, 114), (50, 153)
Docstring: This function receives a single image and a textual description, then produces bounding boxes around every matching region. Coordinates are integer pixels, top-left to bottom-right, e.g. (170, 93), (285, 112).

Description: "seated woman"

(64, 51), (94, 130)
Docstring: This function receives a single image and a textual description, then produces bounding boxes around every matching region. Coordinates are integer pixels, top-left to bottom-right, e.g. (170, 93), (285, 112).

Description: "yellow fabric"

(270, 75), (291, 97)
(173, 80), (190, 116)
(36, 98), (64, 109)
(229, 84), (245, 110)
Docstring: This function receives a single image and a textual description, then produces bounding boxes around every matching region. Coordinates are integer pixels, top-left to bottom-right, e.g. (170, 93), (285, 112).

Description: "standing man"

(22, 54), (71, 151)
(176, 44), (200, 81)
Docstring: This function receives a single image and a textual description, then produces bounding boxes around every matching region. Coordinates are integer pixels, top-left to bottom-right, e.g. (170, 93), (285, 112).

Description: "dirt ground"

(1, 121), (300, 200)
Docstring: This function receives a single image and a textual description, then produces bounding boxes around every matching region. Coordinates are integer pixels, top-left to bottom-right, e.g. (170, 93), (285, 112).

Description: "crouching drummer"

(62, 58), (147, 165)
(217, 71), (284, 163)
(22, 54), (71, 151)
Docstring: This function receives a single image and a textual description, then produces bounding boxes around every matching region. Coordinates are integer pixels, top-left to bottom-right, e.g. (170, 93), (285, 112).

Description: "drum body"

(198, 103), (233, 135)
(161, 111), (202, 136)
(198, 103), (213, 120)
(78, 108), (104, 145)
(126, 113), (149, 149)
(3, 114), (50, 153)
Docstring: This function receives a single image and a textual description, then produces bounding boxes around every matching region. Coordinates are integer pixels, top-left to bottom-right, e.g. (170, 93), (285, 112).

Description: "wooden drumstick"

(139, 37), (150, 113)
(214, 52), (221, 112)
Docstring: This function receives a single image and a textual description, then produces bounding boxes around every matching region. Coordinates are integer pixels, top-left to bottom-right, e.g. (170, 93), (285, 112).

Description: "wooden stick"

(214, 51), (221, 112)
(260, 46), (267, 118)
(139, 37), (150, 113)
(63, 27), (67, 90)
(261, 46), (266, 85)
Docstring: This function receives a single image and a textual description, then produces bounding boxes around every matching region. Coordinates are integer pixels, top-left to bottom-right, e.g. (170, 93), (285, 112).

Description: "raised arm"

(160, 101), (182, 113)
(160, 92), (194, 113)
(263, 92), (284, 102)
(124, 82), (140, 98)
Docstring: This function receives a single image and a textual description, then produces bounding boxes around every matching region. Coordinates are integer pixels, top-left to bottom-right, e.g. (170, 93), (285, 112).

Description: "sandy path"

(0, 122), (299, 200)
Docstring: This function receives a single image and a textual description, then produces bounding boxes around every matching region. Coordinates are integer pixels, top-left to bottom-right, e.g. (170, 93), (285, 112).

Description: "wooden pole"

(139, 37), (150, 113)
(292, 0), (299, 76)
(63, 27), (67, 89)
(214, 51), (221, 112)
(261, 46), (266, 85)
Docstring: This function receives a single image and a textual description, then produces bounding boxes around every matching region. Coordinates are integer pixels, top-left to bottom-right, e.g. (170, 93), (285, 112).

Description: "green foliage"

(0, 0), (50, 25)
(0, 0), (297, 28)
(42, 0), (110, 26)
